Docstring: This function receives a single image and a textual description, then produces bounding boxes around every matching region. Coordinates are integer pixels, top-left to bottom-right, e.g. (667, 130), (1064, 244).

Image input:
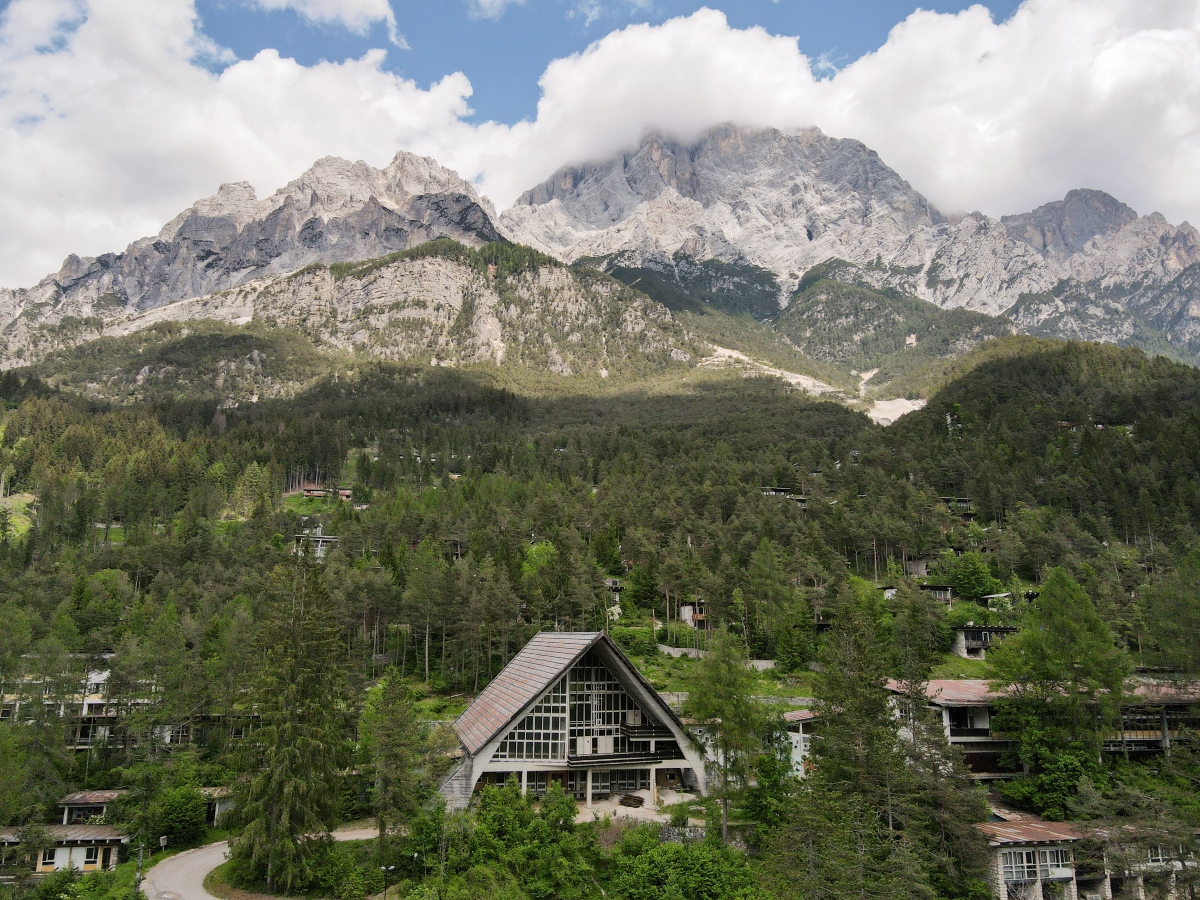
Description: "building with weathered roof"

(977, 808), (1094, 900)
(440, 631), (707, 810)
(58, 790), (128, 824)
(0, 824), (127, 874)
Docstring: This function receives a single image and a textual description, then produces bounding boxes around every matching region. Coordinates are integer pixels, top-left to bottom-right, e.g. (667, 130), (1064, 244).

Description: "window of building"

(84, 847), (99, 865)
(1002, 850), (1038, 882)
(1146, 847), (1168, 866)
(41, 849), (56, 867)
(569, 651), (642, 754)
(1038, 848), (1072, 875)
(494, 678), (567, 760)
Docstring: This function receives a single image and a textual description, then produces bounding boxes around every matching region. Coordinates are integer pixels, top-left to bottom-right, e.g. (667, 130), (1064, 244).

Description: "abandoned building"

(440, 631), (707, 811)
(978, 809), (1092, 900)
(0, 825), (127, 874)
(58, 790), (127, 824)
(952, 624), (1018, 659)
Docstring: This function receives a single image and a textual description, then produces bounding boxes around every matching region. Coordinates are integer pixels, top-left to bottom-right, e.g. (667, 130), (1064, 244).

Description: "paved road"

(142, 828), (379, 900)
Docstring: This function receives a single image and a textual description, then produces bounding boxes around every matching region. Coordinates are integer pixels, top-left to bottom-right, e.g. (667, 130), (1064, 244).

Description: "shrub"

(149, 786), (207, 848)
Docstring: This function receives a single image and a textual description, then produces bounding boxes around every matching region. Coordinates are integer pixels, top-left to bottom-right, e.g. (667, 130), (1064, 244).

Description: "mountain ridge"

(4, 123), (1200, 380)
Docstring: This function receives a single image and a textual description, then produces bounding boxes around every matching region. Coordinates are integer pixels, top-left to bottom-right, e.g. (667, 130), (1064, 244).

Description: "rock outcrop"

(0, 151), (499, 336)
(6, 247), (692, 378)
(501, 125), (1200, 360)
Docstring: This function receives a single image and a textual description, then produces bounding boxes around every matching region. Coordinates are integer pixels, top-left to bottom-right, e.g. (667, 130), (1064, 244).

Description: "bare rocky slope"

(16, 242), (694, 384)
(5, 123), (1200, 382)
(0, 151), (499, 335)
(501, 125), (1200, 362)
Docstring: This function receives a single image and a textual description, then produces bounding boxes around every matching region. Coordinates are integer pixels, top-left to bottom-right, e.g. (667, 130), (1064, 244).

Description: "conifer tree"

(361, 670), (423, 856)
(684, 628), (762, 843)
(231, 559), (350, 892)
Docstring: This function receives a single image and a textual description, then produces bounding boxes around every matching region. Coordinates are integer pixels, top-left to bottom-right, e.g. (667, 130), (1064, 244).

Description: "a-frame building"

(441, 631), (707, 810)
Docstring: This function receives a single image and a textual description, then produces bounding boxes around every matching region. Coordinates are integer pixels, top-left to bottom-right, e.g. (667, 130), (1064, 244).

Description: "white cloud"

(248, 0), (406, 46)
(2, 1), (1200, 288)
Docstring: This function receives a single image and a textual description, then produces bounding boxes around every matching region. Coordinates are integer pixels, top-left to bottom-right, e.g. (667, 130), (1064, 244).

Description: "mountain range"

(4, 123), (1199, 395)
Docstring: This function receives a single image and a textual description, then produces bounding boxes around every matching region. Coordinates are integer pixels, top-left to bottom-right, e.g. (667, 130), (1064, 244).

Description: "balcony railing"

(566, 749), (682, 768)
(620, 723), (673, 740)
(949, 727), (992, 738)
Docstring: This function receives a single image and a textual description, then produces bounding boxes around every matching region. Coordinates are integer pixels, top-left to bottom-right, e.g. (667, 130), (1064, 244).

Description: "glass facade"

(569, 650), (645, 755)
(494, 677), (567, 760)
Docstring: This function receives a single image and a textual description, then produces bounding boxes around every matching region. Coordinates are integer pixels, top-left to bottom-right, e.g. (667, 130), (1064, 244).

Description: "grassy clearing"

(930, 653), (991, 679)
(283, 494), (337, 516)
(2, 492), (34, 537)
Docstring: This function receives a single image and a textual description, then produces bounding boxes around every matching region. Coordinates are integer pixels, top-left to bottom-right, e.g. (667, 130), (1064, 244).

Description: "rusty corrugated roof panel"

(1128, 680), (1200, 704)
(783, 709), (818, 722)
(977, 814), (1082, 845)
(887, 679), (1006, 705)
(58, 790), (128, 806)
(454, 631), (602, 755)
(0, 825), (128, 844)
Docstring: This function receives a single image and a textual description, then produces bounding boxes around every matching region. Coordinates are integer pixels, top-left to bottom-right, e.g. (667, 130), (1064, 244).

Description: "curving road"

(142, 828), (379, 900)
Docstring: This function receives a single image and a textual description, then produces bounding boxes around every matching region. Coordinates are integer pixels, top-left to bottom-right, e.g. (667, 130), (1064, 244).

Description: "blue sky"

(195, 1), (1024, 126)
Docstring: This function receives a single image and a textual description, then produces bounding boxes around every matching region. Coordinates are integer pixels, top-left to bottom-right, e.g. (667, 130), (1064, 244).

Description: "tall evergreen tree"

(361, 670), (424, 856)
(684, 628), (762, 843)
(230, 560), (350, 892)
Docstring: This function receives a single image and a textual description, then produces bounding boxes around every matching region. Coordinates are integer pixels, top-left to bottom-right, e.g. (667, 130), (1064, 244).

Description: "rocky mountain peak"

(502, 123), (945, 280)
(0, 150), (501, 335)
(1001, 188), (1138, 261)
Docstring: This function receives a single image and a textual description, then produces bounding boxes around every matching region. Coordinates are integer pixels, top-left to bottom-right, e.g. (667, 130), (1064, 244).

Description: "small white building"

(0, 825), (127, 874)
(783, 708), (818, 775)
(58, 790), (127, 825)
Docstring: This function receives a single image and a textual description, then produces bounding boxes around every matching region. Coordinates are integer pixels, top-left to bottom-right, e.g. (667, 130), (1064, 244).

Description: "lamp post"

(380, 864), (395, 899)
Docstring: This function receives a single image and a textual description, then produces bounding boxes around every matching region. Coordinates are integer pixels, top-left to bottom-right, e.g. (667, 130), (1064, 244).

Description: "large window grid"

(569, 651), (643, 754)
(494, 678), (567, 760)
(1002, 850), (1039, 883)
(1038, 849), (1073, 876)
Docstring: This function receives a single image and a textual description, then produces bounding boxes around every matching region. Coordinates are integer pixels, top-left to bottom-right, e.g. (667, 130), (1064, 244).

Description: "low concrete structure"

(0, 825), (127, 874)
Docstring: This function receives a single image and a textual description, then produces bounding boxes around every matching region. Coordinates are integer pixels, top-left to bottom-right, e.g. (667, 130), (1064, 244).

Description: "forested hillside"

(1, 338), (1198, 900)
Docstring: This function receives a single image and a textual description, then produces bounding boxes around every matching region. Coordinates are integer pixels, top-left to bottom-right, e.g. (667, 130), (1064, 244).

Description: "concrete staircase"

(439, 757), (475, 811)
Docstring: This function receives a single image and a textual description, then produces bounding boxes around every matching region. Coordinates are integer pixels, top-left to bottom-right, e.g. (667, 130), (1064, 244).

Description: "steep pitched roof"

(455, 631), (602, 755)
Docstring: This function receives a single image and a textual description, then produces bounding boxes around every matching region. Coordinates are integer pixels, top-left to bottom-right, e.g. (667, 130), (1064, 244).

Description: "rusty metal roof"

(783, 709), (818, 722)
(1127, 680), (1200, 704)
(455, 631), (602, 755)
(887, 679), (1006, 706)
(58, 790), (128, 806)
(977, 809), (1082, 846)
(0, 825), (128, 844)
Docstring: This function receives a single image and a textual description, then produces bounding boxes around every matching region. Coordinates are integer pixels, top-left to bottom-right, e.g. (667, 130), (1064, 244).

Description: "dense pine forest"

(1, 333), (1199, 900)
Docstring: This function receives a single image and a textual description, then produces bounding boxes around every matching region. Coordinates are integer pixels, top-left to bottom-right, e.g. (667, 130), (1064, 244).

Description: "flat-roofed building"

(0, 825), (127, 874)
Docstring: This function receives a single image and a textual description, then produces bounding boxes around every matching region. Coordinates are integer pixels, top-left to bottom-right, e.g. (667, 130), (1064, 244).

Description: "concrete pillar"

(650, 766), (658, 809)
(586, 769), (593, 808)
(520, 770), (527, 796)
